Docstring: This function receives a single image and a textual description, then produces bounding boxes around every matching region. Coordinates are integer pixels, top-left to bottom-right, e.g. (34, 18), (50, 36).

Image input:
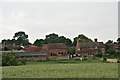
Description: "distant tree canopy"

(44, 33), (59, 44)
(34, 39), (45, 46)
(34, 33), (72, 47)
(72, 34), (93, 46)
(117, 38), (120, 44)
(1, 33), (93, 47)
(1, 31), (30, 49)
(105, 40), (113, 44)
(13, 31), (30, 46)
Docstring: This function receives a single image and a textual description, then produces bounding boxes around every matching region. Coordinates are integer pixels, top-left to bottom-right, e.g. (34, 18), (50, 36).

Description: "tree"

(44, 33), (59, 44)
(117, 38), (120, 44)
(107, 48), (116, 55)
(68, 47), (75, 54)
(13, 31), (29, 46)
(44, 33), (72, 46)
(105, 40), (113, 44)
(2, 52), (17, 66)
(72, 34), (93, 46)
(1, 39), (13, 50)
(95, 50), (103, 58)
(2, 52), (26, 66)
(58, 36), (72, 46)
(34, 39), (45, 46)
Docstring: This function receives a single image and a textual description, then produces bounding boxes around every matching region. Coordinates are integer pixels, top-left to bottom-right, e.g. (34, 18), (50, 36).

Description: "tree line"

(1, 31), (120, 48)
(1, 31), (96, 47)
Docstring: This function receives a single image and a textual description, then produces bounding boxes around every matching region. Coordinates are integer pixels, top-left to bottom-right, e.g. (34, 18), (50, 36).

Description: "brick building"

(76, 38), (106, 57)
(42, 43), (68, 56)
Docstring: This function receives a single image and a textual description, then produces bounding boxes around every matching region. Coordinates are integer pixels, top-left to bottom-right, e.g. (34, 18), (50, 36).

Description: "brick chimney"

(94, 38), (98, 42)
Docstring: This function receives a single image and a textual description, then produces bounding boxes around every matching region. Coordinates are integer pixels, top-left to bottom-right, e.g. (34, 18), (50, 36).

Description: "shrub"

(2, 52), (26, 66)
(95, 51), (103, 58)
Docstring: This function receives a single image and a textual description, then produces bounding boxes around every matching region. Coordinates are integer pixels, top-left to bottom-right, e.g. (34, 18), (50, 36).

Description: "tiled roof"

(78, 41), (105, 48)
(44, 43), (68, 49)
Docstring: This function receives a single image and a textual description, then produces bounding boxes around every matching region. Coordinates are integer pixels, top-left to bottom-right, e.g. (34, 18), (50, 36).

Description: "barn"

(42, 43), (68, 56)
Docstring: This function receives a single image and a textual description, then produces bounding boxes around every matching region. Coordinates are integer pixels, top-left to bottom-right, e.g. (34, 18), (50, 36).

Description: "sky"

(0, 0), (119, 43)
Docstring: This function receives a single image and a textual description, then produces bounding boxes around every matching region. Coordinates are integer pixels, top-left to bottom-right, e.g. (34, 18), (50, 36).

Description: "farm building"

(2, 43), (68, 60)
(23, 43), (68, 56)
(16, 51), (49, 61)
(76, 38), (106, 57)
(42, 43), (68, 56)
(19, 43), (68, 60)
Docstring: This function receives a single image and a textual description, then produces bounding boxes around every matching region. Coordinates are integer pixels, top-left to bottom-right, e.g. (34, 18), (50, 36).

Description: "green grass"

(2, 60), (118, 78)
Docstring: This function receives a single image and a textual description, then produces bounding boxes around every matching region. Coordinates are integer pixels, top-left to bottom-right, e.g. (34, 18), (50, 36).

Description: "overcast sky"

(0, 0), (118, 43)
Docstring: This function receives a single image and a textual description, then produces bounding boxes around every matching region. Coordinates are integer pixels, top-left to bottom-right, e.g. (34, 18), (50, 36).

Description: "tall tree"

(35, 33), (72, 47)
(13, 31), (29, 46)
(44, 33), (59, 44)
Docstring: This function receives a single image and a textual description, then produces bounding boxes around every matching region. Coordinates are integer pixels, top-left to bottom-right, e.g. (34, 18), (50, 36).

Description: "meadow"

(2, 60), (118, 78)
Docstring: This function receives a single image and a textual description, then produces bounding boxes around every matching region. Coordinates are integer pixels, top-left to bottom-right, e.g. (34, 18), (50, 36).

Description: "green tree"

(73, 34), (93, 46)
(44, 33), (59, 44)
(95, 50), (103, 58)
(106, 48), (118, 58)
(117, 38), (120, 44)
(34, 39), (45, 46)
(2, 52), (18, 66)
(13, 31), (30, 46)
(105, 40), (113, 44)
(2, 52), (26, 66)
(44, 33), (72, 46)
(58, 36), (72, 46)
(107, 48), (116, 55)
(68, 47), (75, 54)
(2, 39), (13, 50)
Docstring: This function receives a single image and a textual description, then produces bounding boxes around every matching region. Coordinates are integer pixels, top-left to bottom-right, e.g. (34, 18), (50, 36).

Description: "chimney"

(94, 38), (98, 42)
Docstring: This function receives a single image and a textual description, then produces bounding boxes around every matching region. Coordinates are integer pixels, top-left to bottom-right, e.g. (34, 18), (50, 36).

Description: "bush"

(95, 51), (103, 58)
(2, 52), (26, 66)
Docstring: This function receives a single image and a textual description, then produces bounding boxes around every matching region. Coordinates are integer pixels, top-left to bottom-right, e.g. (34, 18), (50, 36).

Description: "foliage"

(105, 40), (113, 44)
(106, 48), (118, 58)
(68, 47), (75, 54)
(117, 38), (120, 44)
(2, 52), (26, 66)
(2, 39), (14, 50)
(13, 31), (30, 46)
(45, 33), (59, 43)
(34, 33), (72, 47)
(94, 50), (103, 58)
(72, 34), (93, 46)
(33, 39), (45, 46)
(1, 31), (30, 50)
(106, 48), (116, 54)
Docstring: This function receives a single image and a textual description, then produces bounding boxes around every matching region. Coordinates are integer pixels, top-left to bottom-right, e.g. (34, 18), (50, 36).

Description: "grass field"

(2, 60), (118, 78)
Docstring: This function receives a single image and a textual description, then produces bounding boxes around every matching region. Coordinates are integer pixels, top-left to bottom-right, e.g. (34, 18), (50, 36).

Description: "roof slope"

(79, 41), (105, 48)
(44, 43), (68, 49)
